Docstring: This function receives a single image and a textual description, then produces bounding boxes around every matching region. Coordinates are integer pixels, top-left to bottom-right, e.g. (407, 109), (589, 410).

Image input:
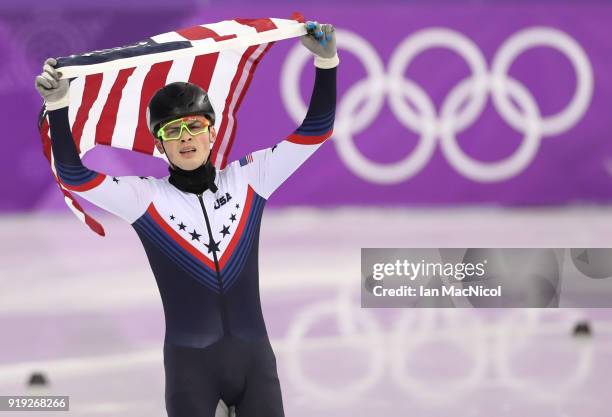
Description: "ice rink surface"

(1, 207), (612, 416)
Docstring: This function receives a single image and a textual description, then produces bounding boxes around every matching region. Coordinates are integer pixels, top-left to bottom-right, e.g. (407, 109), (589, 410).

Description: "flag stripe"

(233, 18), (278, 32)
(40, 120), (51, 161)
(67, 77), (84, 131)
(181, 26), (221, 90)
(151, 31), (190, 44)
(203, 20), (255, 37)
(111, 64), (151, 149)
(133, 61), (173, 153)
(72, 73), (103, 153)
(96, 67), (136, 146)
(177, 25), (221, 41)
(189, 54), (219, 91)
(82, 70), (120, 152)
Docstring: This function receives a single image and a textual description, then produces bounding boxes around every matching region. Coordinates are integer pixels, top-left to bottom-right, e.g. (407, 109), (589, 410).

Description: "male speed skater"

(35, 20), (338, 417)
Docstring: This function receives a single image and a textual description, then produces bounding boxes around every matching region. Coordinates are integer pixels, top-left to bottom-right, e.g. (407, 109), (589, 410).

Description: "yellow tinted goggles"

(157, 116), (210, 141)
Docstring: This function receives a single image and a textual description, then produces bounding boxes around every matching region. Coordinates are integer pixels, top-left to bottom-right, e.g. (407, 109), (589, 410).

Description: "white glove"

(300, 21), (339, 69)
(35, 57), (70, 111)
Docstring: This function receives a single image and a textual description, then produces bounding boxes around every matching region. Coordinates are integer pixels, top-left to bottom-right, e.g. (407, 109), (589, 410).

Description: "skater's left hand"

(300, 21), (337, 59)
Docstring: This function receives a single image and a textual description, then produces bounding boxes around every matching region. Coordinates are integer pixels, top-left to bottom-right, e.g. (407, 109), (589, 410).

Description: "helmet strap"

(160, 141), (176, 170)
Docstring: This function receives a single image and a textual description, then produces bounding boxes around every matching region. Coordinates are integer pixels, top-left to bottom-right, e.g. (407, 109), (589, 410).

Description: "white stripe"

(165, 54), (195, 84)
(110, 65), (149, 149)
(185, 21), (251, 50)
(186, 38), (216, 50)
(80, 70), (120, 154)
(58, 19), (306, 79)
(65, 196), (87, 223)
(203, 20), (258, 36)
(270, 17), (294, 29)
(150, 31), (189, 43)
(67, 77), (84, 130)
(215, 42), (269, 164)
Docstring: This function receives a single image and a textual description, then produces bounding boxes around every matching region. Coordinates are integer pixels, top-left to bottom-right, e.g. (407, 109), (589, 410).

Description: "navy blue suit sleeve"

(48, 107), (103, 188)
(298, 66), (336, 136)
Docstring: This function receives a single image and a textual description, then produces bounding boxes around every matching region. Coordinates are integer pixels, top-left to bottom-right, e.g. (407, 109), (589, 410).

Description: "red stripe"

(233, 18), (277, 32)
(84, 213), (106, 236)
(290, 12), (306, 23)
(287, 130), (333, 145)
(218, 42), (274, 168)
(95, 67), (136, 146)
(176, 24), (237, 42)
(147, 203), (217, 270)
(219, 186), (254, 268)
(133, 61), (173, 154)
(62, 189), (106, 236)
(177, 25), (220, 41)
(72, 74), (103, 153)
(175, 25), (238, 42)
(61, 173), (106, 192)
(59, 187), (73, 199)
(40, 119), (52, 161)
(183, 26), (220, 91)
(189, 53), (219, 92)
(216, 34), (237, 42)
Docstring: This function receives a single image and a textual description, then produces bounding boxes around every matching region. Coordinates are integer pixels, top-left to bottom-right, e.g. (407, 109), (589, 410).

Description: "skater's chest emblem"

(213, 192), (233, 210)
(145, 186), (262, 262)
(134, 186), (265, 288)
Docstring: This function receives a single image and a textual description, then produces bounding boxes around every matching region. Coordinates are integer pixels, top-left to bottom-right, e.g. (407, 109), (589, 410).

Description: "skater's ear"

(154, 139), (165, 154)
(209, 126), (217, 145)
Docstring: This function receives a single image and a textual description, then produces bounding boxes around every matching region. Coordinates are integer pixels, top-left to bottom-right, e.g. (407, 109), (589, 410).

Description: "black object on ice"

(27, 372), (48, 386)
(572, 321), (592, 338)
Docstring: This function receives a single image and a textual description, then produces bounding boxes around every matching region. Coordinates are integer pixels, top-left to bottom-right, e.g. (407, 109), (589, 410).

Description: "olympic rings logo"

(283, 293), (595, 405)
(281, 27), (593, 183)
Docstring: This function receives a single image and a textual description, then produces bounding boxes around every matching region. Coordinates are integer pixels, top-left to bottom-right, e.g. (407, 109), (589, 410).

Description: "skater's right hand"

(35, 57), (70, 110)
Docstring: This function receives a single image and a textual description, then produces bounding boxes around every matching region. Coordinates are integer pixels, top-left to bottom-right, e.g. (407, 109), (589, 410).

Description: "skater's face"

(154, 115), (216, 170)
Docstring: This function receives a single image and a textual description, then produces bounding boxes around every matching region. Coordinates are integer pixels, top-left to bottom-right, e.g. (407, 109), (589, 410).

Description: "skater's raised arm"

(36, 58), (155, 224)
(240, 21), (338, 199)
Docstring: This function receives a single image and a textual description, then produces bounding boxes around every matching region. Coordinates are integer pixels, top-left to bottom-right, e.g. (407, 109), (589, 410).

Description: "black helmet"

(146, 82), (215, 137)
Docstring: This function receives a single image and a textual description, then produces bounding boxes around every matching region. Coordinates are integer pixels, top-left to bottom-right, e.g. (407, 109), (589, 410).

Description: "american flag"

(38, 14), (306, 236)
